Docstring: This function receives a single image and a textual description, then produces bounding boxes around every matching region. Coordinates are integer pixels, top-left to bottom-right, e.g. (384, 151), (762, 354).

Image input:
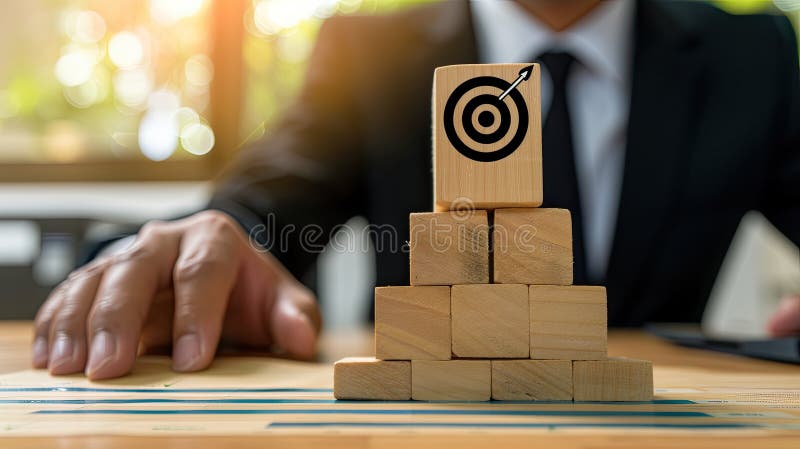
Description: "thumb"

(269, 284), (321, 360)
(767, 295), (800, 338)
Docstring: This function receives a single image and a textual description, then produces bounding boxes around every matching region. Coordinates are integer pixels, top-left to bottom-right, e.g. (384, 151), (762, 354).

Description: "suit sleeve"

(762, 16), (800, 246)
(208, 17), (366, 282)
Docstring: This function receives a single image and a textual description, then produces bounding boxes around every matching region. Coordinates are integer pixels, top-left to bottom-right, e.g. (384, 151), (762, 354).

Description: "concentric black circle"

(462, 94), (510, 145)
(477, 110), (494, 127)
(443, 75), (529, 163)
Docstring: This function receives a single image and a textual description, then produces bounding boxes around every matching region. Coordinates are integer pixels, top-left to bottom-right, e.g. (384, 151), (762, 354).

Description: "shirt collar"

(471, 0), (635, 84)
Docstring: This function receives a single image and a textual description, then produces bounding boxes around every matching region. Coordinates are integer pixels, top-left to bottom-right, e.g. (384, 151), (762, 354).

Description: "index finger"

(85, 222), (181, 379)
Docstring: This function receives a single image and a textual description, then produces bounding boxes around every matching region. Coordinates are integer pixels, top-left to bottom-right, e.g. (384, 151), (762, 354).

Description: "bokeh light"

(63, 67), (109, 108)
(113, 68), (154, 108)
(149, 0), (206, 25)
(184, 54), (214, 87)
(138, 89), (181, 161)
(27, 0), (441, 167)
(36, 0), (764, 168)
(54, 50), (97, 87)
(174, 106), (200, 129)
(62, 10), (107, 43)
(108, 31), (145, 69)
(139, 111), (178, 161)
(180, 122), (215, 155)
(148, 89), (181, 111)
(254, 0), (319, 35)
(277, 34), (314, 63)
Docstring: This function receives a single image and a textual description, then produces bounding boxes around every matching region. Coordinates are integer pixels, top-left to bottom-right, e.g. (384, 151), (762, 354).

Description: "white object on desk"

(703, 211), (800, 340)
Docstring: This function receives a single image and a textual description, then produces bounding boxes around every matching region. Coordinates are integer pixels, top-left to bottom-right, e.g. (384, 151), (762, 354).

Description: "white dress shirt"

(471, 0), (635, 280)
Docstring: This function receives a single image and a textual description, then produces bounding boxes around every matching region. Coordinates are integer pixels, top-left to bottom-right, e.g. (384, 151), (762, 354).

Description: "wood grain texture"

(411, 360), (491, 401)
(3, 324), (800, 446)
(491, 359), (573, 401)
(374, 286), (451, 360)
(433, 64), (542, 211)
(529, 285), (607, 360)
(573, 358), (654, 402)
(409, 211), (489, 285)
(493, 208), (573, 285)
(451, 284), (529, 358)
(333, 357), (411, 400)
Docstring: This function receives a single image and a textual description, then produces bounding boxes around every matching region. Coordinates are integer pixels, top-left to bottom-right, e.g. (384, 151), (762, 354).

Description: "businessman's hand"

(767, 294), (800, 337)
(32, 210), (321, 380)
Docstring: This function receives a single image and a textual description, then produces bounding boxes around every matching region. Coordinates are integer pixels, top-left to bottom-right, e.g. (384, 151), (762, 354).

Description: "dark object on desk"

(646, 323), (800, 364)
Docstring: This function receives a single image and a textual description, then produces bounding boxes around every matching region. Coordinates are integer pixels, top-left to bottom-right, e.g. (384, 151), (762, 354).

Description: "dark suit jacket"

(210, 0), (800, 326)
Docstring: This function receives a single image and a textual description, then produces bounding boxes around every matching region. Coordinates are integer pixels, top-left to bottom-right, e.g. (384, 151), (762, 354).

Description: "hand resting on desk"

(31, 210), (322, 380)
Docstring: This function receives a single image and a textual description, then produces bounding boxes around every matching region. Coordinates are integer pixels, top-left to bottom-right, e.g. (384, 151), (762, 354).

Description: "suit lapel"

(605, 0), (705, 323)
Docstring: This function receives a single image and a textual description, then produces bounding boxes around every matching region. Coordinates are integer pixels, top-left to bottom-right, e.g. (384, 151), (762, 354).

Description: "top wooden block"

(433, 64), (542, 211)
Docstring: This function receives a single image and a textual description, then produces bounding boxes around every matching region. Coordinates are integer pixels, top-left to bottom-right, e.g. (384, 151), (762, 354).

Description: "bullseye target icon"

(443, 65), (533, 163)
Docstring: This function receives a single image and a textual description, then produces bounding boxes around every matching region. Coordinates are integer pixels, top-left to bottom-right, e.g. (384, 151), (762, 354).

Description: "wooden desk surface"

(1, 321), (799, 448)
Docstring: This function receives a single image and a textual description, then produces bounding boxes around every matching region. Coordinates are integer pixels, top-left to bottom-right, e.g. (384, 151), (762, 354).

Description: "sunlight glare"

(108, 31), (145, 69)
(150, 0), (206, 25)
(54, 50), (96, 87)
(254, 0), (320, 34)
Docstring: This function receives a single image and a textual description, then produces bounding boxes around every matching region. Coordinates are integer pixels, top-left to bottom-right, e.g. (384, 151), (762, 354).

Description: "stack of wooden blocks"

(334, 64), (653, 402)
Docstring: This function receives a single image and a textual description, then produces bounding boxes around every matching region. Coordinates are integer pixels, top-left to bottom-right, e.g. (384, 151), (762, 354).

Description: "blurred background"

(0, 0), (798, 326)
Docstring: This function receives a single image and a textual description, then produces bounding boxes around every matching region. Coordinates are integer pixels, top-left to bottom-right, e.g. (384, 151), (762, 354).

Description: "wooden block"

(409, 211), (489, 285)
(573, 358), (654, 401)
(374, 286), (451, 360)
(491, 360), (572, 401)
(493, 208), (573, 285)
(411, 360), (491, 401)
(529, 285), (607, 360)
(451, 284), (529, 358)
(333, 357), (411, 400)
(433, 64), (542, 211)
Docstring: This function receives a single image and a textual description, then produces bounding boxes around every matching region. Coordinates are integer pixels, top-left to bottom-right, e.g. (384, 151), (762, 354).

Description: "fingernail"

(49, 334), (74, 370)
(172, 333), (201, 372)
(32, 337), (48, 368)
(87, 331), (116, 376)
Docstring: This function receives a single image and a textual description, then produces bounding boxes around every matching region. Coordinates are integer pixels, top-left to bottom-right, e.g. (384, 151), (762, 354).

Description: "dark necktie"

(537, 51), (588, 285)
